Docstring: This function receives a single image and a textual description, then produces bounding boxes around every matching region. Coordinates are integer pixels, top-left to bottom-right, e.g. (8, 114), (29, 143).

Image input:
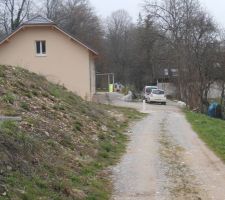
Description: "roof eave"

(23, 23), (56, 26)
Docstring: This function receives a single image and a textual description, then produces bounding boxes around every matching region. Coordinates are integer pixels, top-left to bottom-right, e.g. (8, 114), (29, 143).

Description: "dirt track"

(107, 93), (225, 200)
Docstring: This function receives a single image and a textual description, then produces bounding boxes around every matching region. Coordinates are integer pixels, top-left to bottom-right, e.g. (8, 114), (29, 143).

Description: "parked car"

(146, 89), (167, 105)
(142, 85), (158, 100)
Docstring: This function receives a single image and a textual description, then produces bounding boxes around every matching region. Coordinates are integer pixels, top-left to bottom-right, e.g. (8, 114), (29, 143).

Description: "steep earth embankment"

(0, 65), (143, 200)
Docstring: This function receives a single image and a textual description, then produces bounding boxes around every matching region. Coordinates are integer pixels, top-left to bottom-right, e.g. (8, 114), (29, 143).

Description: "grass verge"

(186, 111), (225, 162)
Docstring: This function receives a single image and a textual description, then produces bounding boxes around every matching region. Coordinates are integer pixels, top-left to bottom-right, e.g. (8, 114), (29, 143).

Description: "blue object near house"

(208, 102), (222, 118)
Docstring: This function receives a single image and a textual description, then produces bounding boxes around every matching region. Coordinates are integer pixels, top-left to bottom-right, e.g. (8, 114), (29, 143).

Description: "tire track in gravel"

(158, 116), (209, 200)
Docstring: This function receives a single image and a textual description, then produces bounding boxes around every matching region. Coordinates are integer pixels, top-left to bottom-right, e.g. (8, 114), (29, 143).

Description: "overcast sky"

(89, 0), (141, 21)
(199, 0), (225, 27)
(90, 0), (225, 27)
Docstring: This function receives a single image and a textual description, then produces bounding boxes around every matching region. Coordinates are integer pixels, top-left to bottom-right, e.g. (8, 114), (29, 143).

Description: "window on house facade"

(36, 41), (46, 55)
(171, 68), (178, 77)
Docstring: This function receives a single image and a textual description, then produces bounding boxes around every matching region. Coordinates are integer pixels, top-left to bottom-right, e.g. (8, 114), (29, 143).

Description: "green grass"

(73, 107), (144, 199)
(2, 92), (16, 104)
(20, 101), (30, 111)
(4, 172), (61, 200)
(186, 111), (225, 162)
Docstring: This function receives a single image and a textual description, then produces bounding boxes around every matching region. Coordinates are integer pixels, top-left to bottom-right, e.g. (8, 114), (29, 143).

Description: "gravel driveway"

(107, 94), (225, 200)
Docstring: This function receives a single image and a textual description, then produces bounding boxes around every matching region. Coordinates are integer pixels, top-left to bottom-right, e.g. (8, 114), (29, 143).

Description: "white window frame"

(35, 40), (46, 57)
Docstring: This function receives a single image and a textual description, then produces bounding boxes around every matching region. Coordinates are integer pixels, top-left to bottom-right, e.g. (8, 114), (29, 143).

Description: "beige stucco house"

(0, 16), (98, 100)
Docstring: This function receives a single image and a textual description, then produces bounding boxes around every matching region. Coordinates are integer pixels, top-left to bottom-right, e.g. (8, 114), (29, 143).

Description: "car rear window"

(145, 87), (157, 93)
(145, 88), (152, 93)
(152, 90), (164, 95)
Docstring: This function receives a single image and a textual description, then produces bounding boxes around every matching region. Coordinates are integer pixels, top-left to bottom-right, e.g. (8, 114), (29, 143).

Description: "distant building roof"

(23, 15), (55, 25)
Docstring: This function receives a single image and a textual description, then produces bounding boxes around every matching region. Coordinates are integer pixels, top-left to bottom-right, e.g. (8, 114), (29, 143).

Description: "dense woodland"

(0, 0), (225, 112)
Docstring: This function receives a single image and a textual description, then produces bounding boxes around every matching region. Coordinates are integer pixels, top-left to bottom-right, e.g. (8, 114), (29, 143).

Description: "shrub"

(48, 85), (62, 98)
(0, 67), (6, 77)
(73, 121), (83, 132)
(25, 92), (33, 98)
(0, 120), (19, 135)
(32, 90), (39, 96)
(20, 102), (30, 111)
(2, 92), (16, 104)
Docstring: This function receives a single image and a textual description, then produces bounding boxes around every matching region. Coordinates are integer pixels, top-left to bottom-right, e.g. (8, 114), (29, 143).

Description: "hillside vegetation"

(0, 65), (143, 200)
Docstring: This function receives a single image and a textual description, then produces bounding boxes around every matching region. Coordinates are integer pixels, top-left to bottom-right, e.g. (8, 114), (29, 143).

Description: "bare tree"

(0, 0), (31, 34)
(43, 0), (103, 50)
(214, 31), (225, 114)
(134, 14), (163, 86)
(143, 0), (218, 111)
(105, 10), (133, 84)
(45, 0), (62, 22)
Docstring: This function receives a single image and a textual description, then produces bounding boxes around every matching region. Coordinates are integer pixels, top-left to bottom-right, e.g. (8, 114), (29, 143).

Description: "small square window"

(36, 41), (46, 55)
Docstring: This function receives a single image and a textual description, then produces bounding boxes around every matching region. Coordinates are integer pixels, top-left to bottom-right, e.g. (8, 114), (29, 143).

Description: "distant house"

(0, 15), (98, 100)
